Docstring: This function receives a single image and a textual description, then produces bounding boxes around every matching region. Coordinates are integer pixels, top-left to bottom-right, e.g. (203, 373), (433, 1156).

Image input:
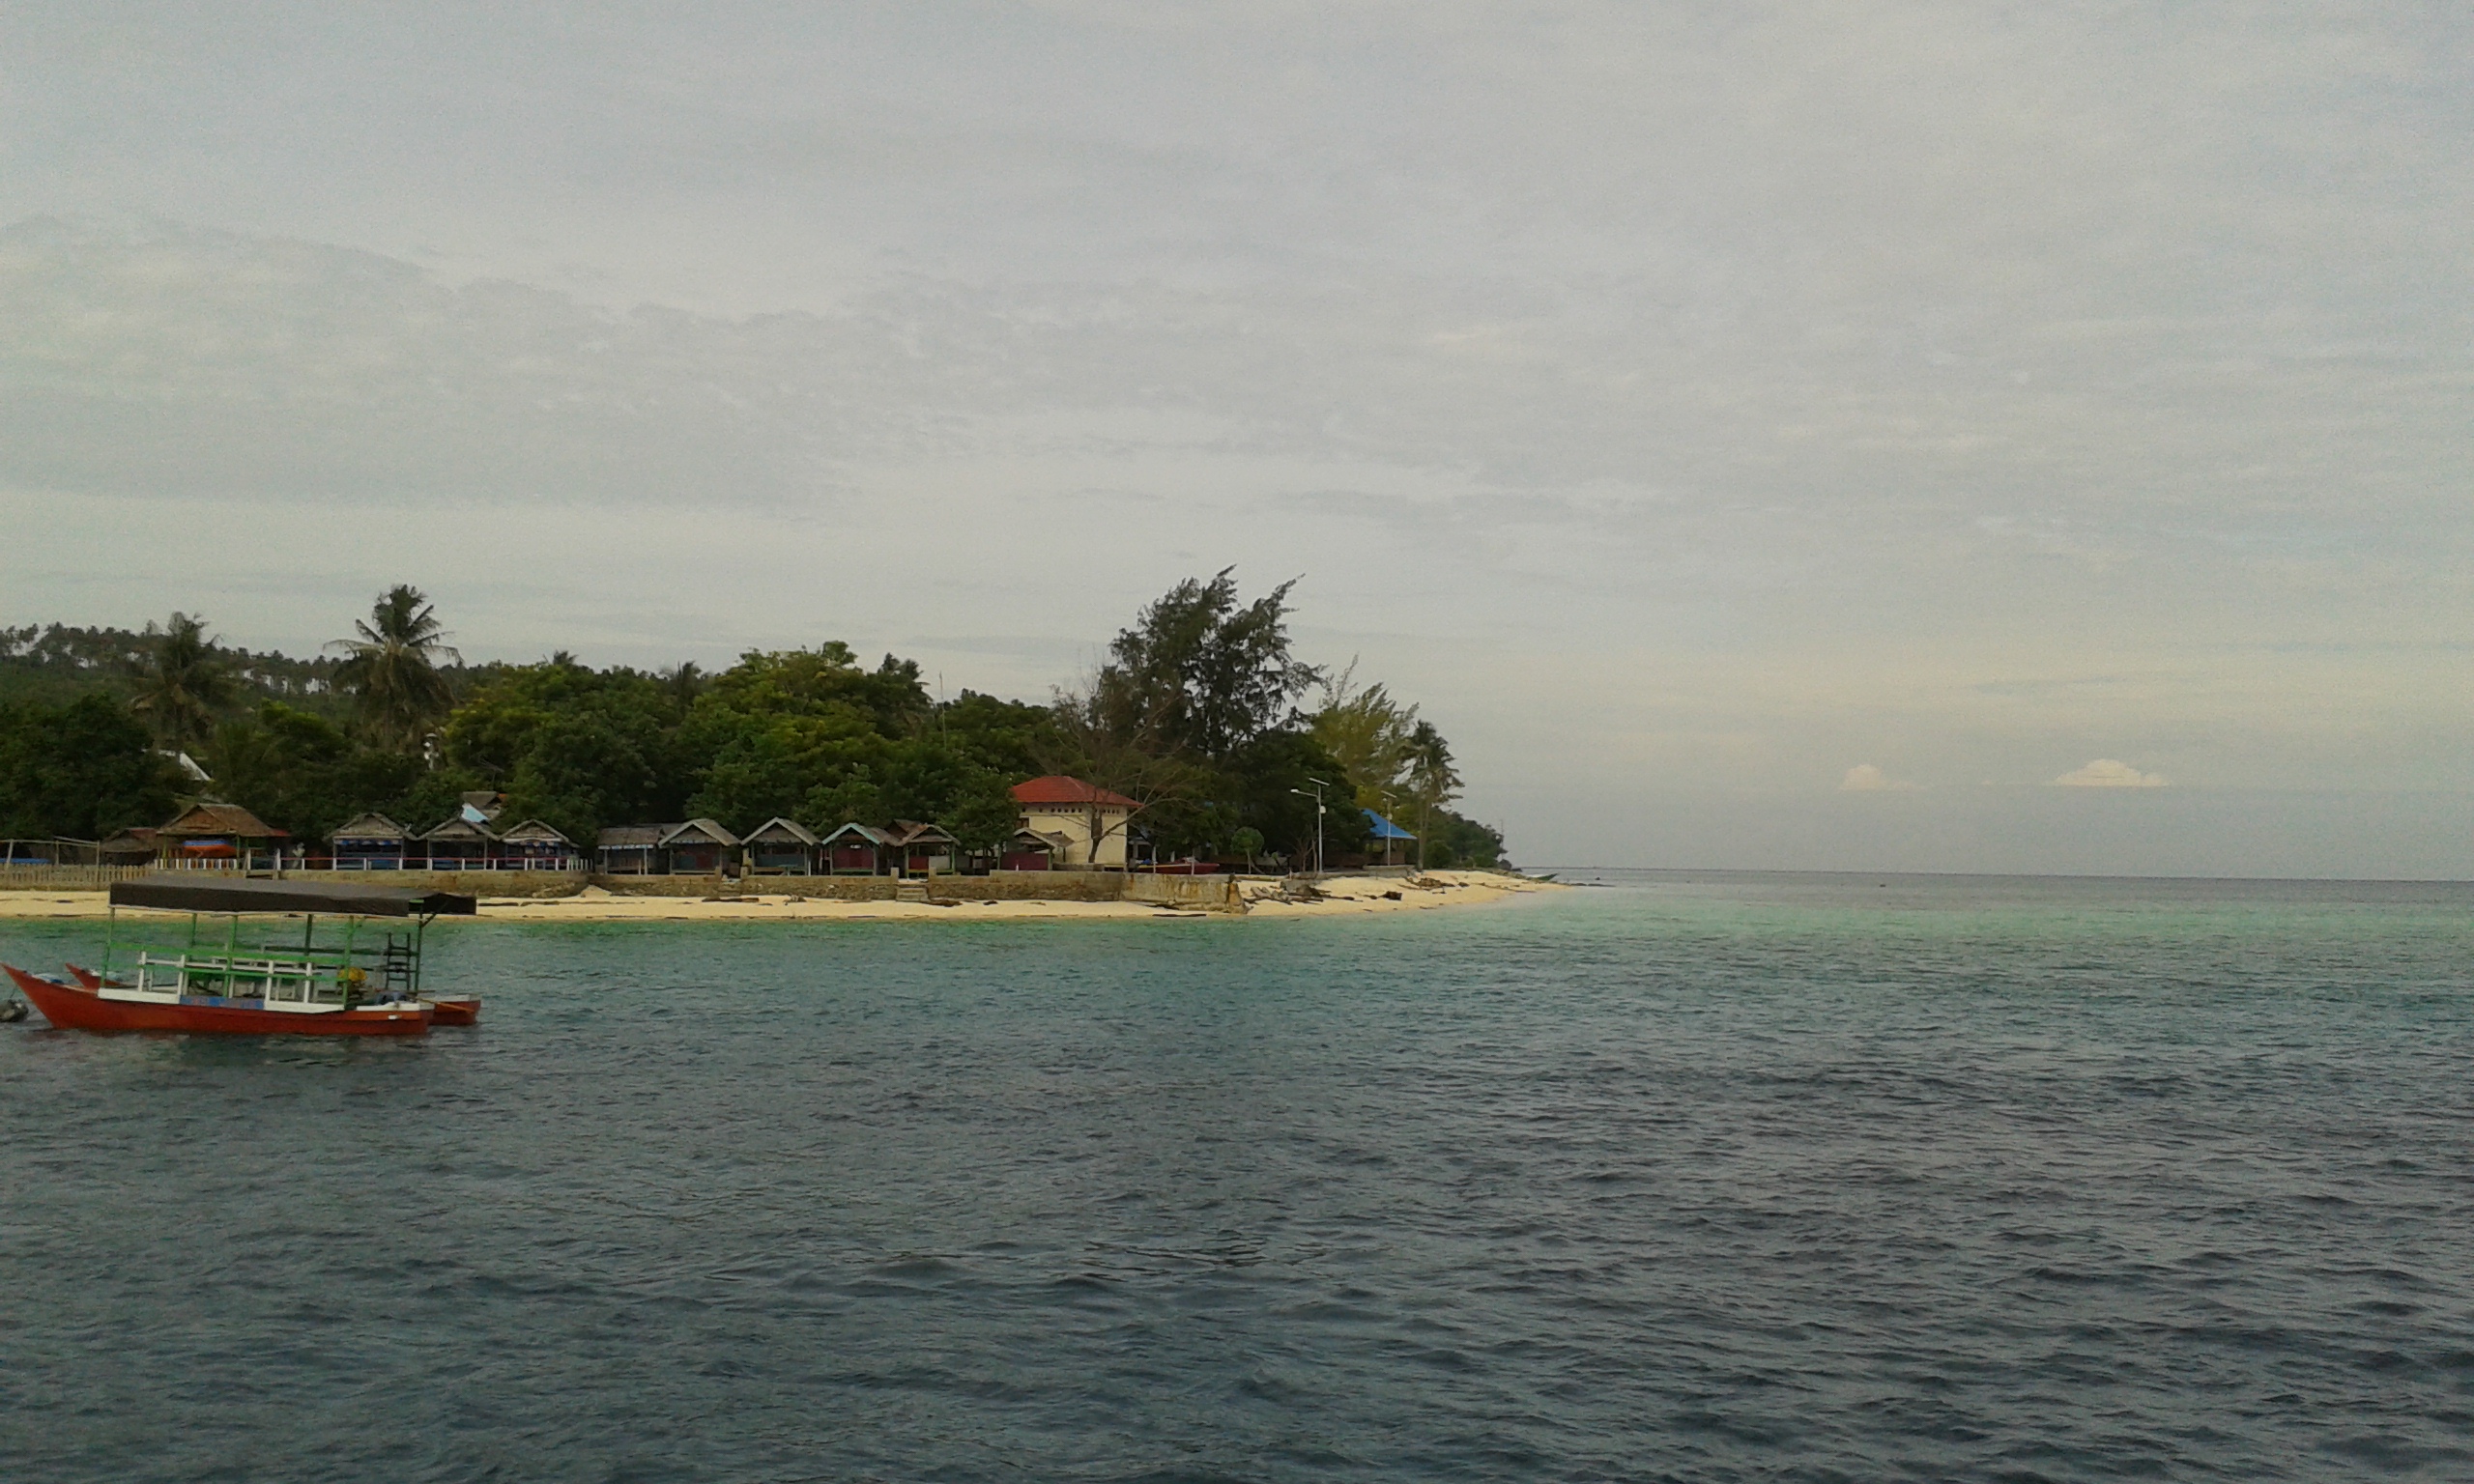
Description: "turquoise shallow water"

(3, 871), (2471, 1481)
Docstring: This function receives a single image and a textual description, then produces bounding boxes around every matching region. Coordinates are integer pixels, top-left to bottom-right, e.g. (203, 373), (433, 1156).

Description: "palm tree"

(329, 585), (461, 751)
(660, 662), (707, 709)
(1404, 721), (1459, 872)
(131, 612), (233, 756)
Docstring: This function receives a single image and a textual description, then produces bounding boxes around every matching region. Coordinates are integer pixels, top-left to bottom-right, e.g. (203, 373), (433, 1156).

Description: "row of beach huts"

(55, 776), (1146, 876)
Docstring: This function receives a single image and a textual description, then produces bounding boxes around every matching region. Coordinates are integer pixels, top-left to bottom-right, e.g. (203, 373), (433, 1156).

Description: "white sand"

(0, 871), (1557, 924)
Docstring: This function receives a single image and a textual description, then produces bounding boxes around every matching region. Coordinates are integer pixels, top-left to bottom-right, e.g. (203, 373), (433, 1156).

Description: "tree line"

(0, 574), (1508, 869)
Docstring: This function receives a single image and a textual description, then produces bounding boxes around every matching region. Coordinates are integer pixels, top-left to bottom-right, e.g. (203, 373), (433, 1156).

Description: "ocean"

(3, 870), (2470, 1480)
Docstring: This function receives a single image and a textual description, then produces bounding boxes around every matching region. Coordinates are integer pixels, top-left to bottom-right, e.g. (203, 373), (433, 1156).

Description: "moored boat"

(63, 962), (480, 1025)
(4, 874), (475, 1037)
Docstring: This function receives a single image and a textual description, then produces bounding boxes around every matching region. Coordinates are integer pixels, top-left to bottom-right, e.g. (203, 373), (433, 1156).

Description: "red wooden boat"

(4, 874), (475, 1038)
(7, 964), (430, 1034)
(60, 962), (481, 1026)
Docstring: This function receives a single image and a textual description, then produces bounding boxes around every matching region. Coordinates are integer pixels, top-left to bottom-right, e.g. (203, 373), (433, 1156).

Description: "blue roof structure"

(1363, 809), (1416, 841)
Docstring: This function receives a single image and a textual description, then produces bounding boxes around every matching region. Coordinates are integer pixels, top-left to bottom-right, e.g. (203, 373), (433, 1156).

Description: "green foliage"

(130, 612), (236, 754)
(444, 660), (686, 842)
(209, 702), (422, 843)
(938, 766), (1027, 853)
(385, 766), (495, 835)
(1085, 568), (1319, 759)
(935, 691), (1064, 779)
(1223, 729), (1368, 866)
(679, 644), (931, 832)
(802, 767), (885, 830)
(329, 585), (461, 749)
(1230, 826), (1265, 870)
(0, 579), (1508, 866)
(0, 694), (181, 840)
(1422, 810), (1508, 870)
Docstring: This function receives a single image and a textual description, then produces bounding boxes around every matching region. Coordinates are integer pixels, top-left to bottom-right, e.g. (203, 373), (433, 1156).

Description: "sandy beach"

(0, 870), (1559, 923)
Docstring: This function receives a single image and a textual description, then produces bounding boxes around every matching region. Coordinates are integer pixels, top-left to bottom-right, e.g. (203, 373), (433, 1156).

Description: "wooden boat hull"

(6, 964), (430, 1036)
(425, 998), (481, 1027)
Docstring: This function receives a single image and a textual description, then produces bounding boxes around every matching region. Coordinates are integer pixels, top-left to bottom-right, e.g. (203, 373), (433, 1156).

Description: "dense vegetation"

(0, 575), (1508, 869)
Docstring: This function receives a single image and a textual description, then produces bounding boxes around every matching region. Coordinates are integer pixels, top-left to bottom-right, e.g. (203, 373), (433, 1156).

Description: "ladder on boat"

(381, 934), (417, 995)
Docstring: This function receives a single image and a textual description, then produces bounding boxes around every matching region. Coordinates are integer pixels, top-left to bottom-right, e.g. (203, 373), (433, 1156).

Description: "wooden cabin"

(999, 827), (1067, 871)
(818, 821), (894, 874)
(417, 813), (498, 870)
(741, 817), (821, 874)
(494, 818), (575, 870)
(657, 819), (738, 875)
(331, 813), (410, 870)
(596, 824), (664, 874)
(99, 826), (164, 865)
(157, 802), (290, 868)
(887, 820), (959, 876)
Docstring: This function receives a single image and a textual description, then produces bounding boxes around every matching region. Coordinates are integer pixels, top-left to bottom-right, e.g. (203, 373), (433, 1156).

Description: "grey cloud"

(0, 2), (2467, 870)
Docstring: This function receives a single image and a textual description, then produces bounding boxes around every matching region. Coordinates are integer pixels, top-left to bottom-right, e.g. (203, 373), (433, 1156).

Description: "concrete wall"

(932, 872), (1129, 902)
(1126, 873), (1244, 912)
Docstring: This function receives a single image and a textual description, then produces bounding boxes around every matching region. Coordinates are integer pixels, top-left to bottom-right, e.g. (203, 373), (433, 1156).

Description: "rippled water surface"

(4, 871), (2472, 1481)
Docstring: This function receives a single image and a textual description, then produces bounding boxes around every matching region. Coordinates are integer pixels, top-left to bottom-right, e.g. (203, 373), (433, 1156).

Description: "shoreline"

(0, 870), (1561, 924)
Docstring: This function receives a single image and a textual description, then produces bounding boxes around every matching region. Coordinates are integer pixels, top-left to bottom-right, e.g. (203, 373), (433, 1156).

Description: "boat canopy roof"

(109, 875), (478, 918)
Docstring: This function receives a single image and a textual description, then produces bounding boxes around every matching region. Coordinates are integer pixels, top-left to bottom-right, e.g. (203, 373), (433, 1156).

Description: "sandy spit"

(0, 871), (1561, 924)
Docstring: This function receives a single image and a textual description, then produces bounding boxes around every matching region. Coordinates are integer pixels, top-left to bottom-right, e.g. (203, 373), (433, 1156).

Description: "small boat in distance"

(6, 875), (478, 1037)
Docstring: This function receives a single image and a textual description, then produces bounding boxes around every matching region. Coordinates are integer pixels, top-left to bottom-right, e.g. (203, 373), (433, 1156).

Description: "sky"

(3, 2), (2468, 874)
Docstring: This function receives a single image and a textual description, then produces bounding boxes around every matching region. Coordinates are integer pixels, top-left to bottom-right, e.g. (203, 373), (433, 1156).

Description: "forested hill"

(0, 622), (506, 714)
(0, 578), (1508, 870)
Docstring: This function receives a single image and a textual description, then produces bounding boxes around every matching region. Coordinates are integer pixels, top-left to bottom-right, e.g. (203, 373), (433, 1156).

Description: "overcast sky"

(4, 2), (2468, 873)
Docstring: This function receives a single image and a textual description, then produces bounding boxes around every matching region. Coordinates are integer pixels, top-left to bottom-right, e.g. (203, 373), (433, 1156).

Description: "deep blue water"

(3, 871), (2471, 1481)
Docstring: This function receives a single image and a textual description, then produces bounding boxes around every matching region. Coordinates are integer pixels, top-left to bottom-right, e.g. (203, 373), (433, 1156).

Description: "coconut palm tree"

(329, 585), (461, 751)
(1403, 720), (1459, 872)
(131, 612), (233, 756)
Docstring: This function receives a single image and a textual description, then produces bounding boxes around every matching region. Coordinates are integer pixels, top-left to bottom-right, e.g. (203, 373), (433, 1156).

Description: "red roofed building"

(1010, 776), (1137, 869)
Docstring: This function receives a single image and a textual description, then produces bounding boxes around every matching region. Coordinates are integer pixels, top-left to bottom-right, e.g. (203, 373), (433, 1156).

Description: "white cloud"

(1840, 764), (1922, 792)
(2051, 758), (2169, 788)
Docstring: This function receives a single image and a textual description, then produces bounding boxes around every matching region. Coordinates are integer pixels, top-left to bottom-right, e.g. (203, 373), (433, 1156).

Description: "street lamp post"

(1289, 779), (1330, 878)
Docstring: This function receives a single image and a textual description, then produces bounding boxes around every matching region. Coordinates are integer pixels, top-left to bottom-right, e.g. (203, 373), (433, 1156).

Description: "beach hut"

(998, 827), (1067, 871)
(99, 827), (164, 865)
(417, 812), (498, 870)
(157, 801), (290, 870)
(494, 818), (575, 870)
(818, 821), (895, 874)
(741, 817), (820, 874)
(887, 820), (959, 877)
(596, 824), (663, 874)
(657, 819), (738, 875)
(331, 813), (410, 870)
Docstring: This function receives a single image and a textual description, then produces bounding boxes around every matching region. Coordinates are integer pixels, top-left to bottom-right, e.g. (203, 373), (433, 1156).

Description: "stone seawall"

(0, 866), (1138, 904)
(301, 870), (584, 898)
(585, 872), (1129, 902)
(1127, 873), (1246, 912)
(590, 875), (894, 900)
